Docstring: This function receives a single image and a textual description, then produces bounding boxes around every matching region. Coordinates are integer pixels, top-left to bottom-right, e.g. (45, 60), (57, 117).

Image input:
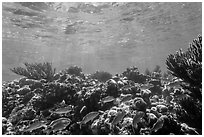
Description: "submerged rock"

(156, 105), (168, 113)
(17, 85), (31, 95)
(134, 98), (147, 112)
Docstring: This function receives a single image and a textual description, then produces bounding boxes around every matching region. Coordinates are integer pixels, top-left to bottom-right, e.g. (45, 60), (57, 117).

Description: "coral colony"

(2, 35), (202, 135)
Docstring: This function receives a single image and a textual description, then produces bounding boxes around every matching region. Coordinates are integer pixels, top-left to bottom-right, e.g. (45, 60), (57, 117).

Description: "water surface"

(2, 2), (202, 81)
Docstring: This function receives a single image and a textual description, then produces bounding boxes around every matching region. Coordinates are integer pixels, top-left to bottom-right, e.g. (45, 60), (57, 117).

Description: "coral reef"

(2, 35), (202, 135)
(2, 65), (201, 135)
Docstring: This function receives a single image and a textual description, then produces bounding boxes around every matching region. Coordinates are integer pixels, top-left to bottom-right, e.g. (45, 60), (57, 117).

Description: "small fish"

(111, 110), (126, 125)
(50, 106), (73, 114)
(181, 123), (199, 135)
(166, 81), (181, 88)
(176, 94), (190, 100)
(132, 111), (145, 128)
(24, 121), (47, 132)
(120, 94), (133, 103)
(49, 118), (71, 127)
(48, 118), (71, 132)
(80, 106), (87, 114)
(79, 111), (99, 128)
(120, 85), (132, 90)
(150, 115), (166, 133)
(101, 96), (115, 103)
(140, 83), (154, 90)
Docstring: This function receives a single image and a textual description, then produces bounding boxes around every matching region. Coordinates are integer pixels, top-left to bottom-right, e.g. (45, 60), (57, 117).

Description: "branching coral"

(122, 66), (147, 84)
(10, 62), (56, 82)
(166, 35), (202, 101)
(166, 35), (202, 133)
(63, 66), (84, 77)
(90, 71), (112, 82)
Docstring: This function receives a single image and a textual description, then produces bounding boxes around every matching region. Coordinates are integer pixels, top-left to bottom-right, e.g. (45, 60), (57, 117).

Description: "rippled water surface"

(2, 2), (202, 81)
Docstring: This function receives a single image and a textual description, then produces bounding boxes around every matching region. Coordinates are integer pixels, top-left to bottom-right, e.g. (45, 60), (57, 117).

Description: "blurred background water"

(2, 2), (202, 81)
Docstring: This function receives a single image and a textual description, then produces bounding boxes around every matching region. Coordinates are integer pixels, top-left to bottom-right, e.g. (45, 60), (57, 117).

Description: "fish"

(176, 94), (190, 100)
(120, 85), (133, 90)
(120, 94), (133, 103)
(80, 106), (87, 114)
(150, 115), (166, 133)
(140, 83), (154, 90)
(49, 118), (71, 127)
(24, 121), (47, 132)
(101, 96), (115, 103)
(111, 110), (126, 125)
(50, 105), (73, 114)
(132, 111), (145, 129)
(48, 118), (71, 132)
(166, 81), (182, 88)
(78, 111), (99, 128)
(181, 123), (199, 135)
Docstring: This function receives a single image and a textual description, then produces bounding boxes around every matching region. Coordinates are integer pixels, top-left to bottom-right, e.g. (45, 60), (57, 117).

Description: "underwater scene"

(2, 2), (202, 135)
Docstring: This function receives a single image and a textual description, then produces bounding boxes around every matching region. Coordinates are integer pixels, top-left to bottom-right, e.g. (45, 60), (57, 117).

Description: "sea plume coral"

(10, 62), (56, 82)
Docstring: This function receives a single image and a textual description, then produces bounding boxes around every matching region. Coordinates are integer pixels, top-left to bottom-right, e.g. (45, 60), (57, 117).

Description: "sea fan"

(10, 62), (56, 81)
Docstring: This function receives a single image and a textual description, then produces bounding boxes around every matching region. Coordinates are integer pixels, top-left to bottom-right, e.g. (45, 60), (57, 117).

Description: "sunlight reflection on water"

(2, 2), (202, 81)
